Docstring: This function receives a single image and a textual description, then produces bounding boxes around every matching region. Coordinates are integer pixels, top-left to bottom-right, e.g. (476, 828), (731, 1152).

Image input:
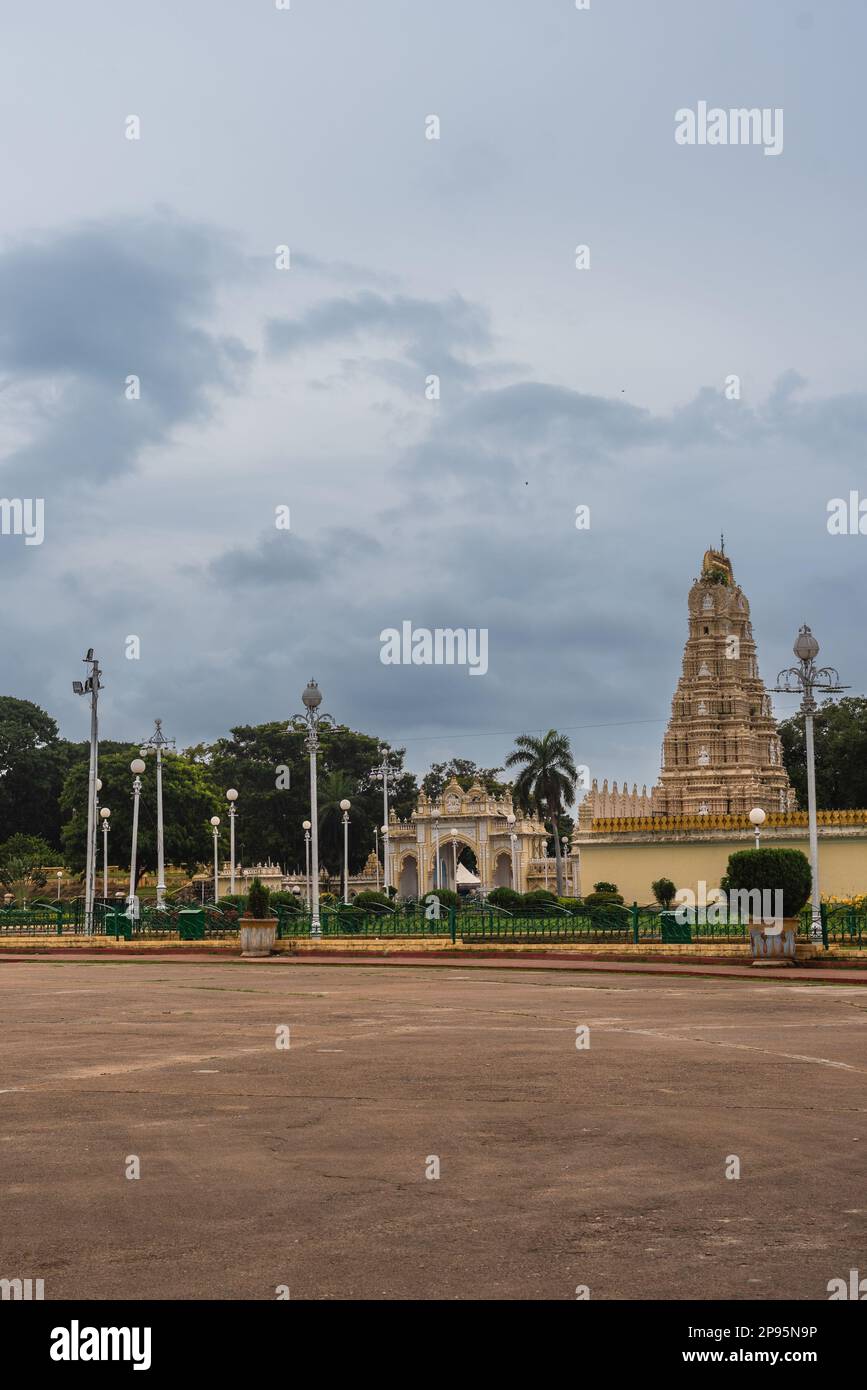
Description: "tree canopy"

(779, 697), (867, 810)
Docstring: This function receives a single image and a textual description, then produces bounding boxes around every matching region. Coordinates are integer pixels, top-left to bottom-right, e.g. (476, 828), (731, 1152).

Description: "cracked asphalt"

(1, 958), (865, 1300)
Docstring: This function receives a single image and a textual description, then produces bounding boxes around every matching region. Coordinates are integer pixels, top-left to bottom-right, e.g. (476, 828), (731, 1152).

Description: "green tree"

(505, 730), (577, 896)
(207, 721), (417, 878)
(0, 833), (57, 903)
(0, 697), (74, 849)
(60, 749), (220, 886)
(421, 759), (510, 800)
(779, 697), (867, 810)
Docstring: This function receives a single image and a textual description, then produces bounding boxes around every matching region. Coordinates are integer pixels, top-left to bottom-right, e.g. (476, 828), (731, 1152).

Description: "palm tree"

(505, 731), (577, 896)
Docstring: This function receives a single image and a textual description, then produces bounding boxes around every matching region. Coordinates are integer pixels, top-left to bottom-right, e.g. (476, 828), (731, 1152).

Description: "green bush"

(519, 889), (561, 917)
(584, 890), (625, 908)
(557, 896), (584, 912)
(486, 887), (522, 911)
(245, 877), (271, 918)
(721, 849), (811, 919)
(593, 881), (619, 894)
(353, 890), (392, 911)
(651, 877), (677, 909)
(218, 893), (247, 911)
(319, 891), (338, 907)
(269, 891), (304, 912)
(423, 887), (459, 909)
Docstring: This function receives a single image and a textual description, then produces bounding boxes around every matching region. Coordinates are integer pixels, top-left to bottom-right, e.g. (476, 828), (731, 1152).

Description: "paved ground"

(1, 957), (866, 1300)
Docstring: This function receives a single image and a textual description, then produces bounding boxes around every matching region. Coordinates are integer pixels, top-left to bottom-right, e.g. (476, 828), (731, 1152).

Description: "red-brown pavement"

(1, 956), (866, 1300)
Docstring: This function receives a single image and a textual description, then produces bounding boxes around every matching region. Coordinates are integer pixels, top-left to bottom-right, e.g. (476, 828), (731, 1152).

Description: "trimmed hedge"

(721, 849), (811, 919)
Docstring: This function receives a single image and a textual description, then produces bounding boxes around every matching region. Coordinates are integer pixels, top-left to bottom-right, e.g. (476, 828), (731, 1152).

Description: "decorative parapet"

(586, 809), (867, 834)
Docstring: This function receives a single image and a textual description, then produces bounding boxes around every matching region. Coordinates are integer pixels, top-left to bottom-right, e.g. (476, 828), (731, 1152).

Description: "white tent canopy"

(455, 862), (480, 886)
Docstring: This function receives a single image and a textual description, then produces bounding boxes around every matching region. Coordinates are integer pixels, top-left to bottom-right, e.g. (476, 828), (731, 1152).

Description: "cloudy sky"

(1, 0), (864, 797)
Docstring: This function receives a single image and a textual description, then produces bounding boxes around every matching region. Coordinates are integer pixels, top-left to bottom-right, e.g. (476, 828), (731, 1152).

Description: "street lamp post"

(773, 624), (847, 943)
(127, 757), (146, 917)
(507, 813), (517, 889)
(141, 719), (175, 910)
(301, 681), (325, 937)
(71, 649), (101, 935)
(100, 806), (111, 899)
(303, 821), (312, 907)
(749, 806), (766, 851)
(210, 817), (221, 901)
(449, 828), (459, 892)
(226, 789), (239, 895)
(56, 871), (63, 904)
(372, 746), (391, 893)
(380, 824), (389, 898)
(431, 807), (440, 892)
(340, 800), (351, 904)
(374, 826), (380, 893)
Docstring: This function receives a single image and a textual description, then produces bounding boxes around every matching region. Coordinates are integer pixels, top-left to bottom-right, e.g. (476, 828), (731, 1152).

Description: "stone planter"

(240, 918), (277, 958)
(750, 918), (815, 967)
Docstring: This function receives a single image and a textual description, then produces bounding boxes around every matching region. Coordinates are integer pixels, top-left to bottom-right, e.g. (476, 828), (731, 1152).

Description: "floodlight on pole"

(301, 681), (325, 937)
(72, 649), (101, 934)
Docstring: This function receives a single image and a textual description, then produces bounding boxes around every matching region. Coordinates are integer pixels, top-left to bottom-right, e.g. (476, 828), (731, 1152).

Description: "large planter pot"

(240, 918), (277, 958)
(750, 918), (814, 966)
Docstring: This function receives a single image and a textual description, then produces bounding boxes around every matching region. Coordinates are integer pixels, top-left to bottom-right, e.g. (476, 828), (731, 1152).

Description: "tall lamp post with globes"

(127, 757), (146, 918)
(749, 806), (766, 851)
(210, 817), (221, 902)
(141, 719), (175, 910)
(380, 825), (389, 898)
(340, 800), (351, 904)
(301, 681), (325, 937)
(372, 746), (391, 893)
(507, 813), (517, 889)
(773, 624), (848, 943)
(100, 806), (111, 900)
(303, 820), (312, 907)
(226, 789), (239, 895)
(431, 807), (440, 892)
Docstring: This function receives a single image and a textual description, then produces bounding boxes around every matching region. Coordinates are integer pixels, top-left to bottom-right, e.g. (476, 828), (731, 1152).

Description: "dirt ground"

(1, 957), (865, 1300)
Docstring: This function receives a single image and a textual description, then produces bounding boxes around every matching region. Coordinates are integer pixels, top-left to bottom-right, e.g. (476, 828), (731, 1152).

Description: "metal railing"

(2, 899), (865, 949)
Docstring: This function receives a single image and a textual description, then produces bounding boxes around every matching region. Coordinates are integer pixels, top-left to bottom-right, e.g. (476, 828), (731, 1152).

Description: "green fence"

(3, 898), (866, 949)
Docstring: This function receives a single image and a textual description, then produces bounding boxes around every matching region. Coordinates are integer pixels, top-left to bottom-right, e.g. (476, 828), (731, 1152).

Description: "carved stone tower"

(651, 545), (796, 817)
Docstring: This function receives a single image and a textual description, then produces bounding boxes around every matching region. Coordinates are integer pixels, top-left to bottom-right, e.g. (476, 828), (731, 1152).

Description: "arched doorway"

(398, 854), (418, 899)
(493, 851), (512, 888)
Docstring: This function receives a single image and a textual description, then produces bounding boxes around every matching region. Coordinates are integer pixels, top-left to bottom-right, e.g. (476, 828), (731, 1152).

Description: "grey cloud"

(0, 214), (254, 492)
(265, 291), (493, 380)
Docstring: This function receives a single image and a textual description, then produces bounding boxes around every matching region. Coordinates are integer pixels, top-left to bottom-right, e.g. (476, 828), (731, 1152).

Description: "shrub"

(584, 890), (625, 908)
(651, 877), (677, 909)
(424, 887), (459, 909)
(269, 890), (304, 911)
(486, 887), (522, 911)
(319, 891), (338, 907)
(557, 896), (584, 912)
(353, 890), (392, 911)
(245, 877), (271, 919)
(593, 881), (619, 894)
(721, 849), (811, 919)
(519, 889), (561, 917)
(218, 893), (247, 911)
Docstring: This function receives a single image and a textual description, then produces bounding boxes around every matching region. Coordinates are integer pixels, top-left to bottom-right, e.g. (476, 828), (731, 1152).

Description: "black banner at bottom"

(2, 1298), (861, 1376)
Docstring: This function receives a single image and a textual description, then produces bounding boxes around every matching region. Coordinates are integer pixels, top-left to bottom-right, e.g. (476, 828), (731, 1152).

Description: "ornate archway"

(385, 777), (549, 899)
